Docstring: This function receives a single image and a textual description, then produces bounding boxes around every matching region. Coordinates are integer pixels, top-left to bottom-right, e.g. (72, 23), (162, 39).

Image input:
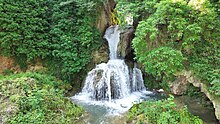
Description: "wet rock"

(117, 27), (135, 59)
(94, 70), (104, 84)
(110, 72), (121, 99)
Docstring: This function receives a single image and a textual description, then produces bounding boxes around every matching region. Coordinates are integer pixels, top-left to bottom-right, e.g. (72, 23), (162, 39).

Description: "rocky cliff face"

(96, 0), (116, 35)
(191, 80), (220, 122)
(117, 27), (135, 60)
(90, 0), (116, 66)
(170, 71), (220, 121)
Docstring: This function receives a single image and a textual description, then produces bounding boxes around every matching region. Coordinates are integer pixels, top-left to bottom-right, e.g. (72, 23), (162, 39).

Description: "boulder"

(170, 71), (198, 95)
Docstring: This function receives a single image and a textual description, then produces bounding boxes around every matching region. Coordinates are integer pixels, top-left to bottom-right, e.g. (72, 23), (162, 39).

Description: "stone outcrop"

(117, 27), (135, 59)
(170, 75), (188, 95)
(91, 42), (109, 65)
(170, 71), (200, 95)
(96, 0), (116, 35)
(0, 56), (20, 74)
(0, 56), (47, 74)
(170, 71), (220, 121)
(191, 81), (220, 121)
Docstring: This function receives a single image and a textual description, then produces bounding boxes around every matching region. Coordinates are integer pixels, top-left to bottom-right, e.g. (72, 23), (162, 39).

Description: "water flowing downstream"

(72, 25), (155, 123)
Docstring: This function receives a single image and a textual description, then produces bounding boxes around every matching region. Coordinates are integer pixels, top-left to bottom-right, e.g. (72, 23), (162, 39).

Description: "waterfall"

(73, 25), (152, 115)
(103, 25), (120, 60)
(132, 63), (146, 92)
(82, 60), (130, 101)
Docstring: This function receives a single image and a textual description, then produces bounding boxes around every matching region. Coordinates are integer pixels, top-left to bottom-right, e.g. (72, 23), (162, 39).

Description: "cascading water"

(132, 63), (146, 92)
(103, 25), (120, 60)
(82, 59), (130, 101)
(72, 25), (154, 123)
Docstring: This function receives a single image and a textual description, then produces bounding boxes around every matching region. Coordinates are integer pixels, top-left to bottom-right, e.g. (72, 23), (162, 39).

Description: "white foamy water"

(81, 59), (130, 101)
(72, 90), (152, 115)
(103, 25), (120, 59)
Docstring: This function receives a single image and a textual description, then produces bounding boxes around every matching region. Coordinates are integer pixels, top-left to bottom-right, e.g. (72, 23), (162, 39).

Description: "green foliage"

(185, 84), (202, 97)
(2, 69), (14, 75)
(142, 47), (184, 80)
(117, 0), (220, 47)
(209, 78), (220, 96)
(0, 0), (103, 82)
(0, 72), (84, 123)
(116, 0), (220, 93)
(0, 72), (63, 88)
(127, 96), (202, 124)
(144, 73), (162, 89)
(189, 41), (220, 96)
(0, 0), (50, 59)
(49, 0), (101, 80)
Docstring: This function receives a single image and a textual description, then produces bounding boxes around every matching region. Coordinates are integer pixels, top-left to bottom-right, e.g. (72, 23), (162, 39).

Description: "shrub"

(0, 72), (84, 124)
(127, 96), (203, 124)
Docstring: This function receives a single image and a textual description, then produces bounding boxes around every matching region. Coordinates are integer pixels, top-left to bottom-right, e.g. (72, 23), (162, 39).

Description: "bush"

(189, 41), (220, 96)
(127, 96), (202, 124)
(143, 47), (184, 80)
(116, 0), (220, 94)
(0, 72), (84, 124)
(0, 0), (102, 82)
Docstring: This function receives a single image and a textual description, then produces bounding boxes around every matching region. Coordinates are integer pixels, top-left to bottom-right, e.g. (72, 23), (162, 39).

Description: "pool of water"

(72, 90), (164, 124)
(174, 96), (218, 124)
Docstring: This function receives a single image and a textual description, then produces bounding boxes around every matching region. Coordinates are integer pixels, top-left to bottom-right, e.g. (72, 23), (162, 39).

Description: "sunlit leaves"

(117, 0), (219, 93)
(127, 95), (202, 124)
(143, 47), (184, 79)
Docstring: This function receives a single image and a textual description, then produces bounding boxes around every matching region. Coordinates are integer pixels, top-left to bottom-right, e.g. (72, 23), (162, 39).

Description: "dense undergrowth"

(116, 0), (220, 96)
(0, 72), (83, 124)
(0, 0), (103, 82)
(128, 96), (202, 124)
